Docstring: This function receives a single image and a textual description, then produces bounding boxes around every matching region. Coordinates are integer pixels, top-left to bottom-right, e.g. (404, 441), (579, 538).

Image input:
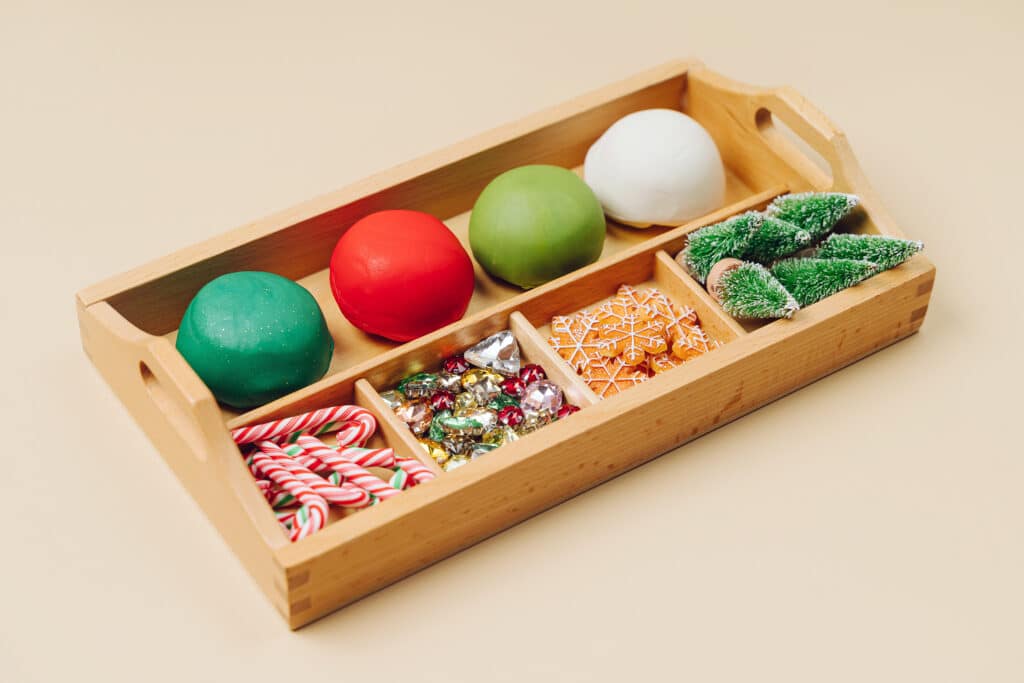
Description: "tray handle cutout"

(79, 301), (288, 548)
(139, 340), (218, 463)
(688, 66), (907, 238)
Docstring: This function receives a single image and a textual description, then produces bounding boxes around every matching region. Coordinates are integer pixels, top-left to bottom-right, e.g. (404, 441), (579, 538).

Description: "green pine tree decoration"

(744, 215), (813, 264)
(816, 233), (923, 271)
(767, 192), (860, 240)
(717, 262), (799, 319)
(770, 257), (878, 307)
(678, 212), (761, 283)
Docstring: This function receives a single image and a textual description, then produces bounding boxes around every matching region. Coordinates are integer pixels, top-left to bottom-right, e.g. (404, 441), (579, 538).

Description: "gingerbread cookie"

(597, 314), (667, 366)
(548, 312), (601, 372)
(671, 320), (716, 361)
(648, 351), (684, 374)
(581, 355), (649, 397)
(593, 296), (652, 327)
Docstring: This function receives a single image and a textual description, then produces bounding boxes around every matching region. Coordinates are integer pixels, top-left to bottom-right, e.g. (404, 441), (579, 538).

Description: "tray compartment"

(233, 378), (441, 536)
(354, 311), (599, 475)
(525, 249), (742, 394)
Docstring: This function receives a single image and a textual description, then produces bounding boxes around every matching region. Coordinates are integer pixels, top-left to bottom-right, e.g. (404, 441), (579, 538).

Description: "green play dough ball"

(469, 165), (606, 288)
(176, 271), (334, 409)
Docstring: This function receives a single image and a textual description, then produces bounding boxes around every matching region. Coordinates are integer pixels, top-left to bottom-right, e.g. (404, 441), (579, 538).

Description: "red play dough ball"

(329, 210), (474, 342)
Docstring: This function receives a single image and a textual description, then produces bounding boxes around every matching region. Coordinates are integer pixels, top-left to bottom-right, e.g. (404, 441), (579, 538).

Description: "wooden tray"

(75, 60), (936, 629)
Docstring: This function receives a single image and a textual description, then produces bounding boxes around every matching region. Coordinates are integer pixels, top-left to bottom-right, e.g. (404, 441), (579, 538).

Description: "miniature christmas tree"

(744, 215), (813, 264)
(816, 233), (923, 271)
(714, 261), (799, 319)
(767, 192), (860, 240)
(770, 257), (878, 306)
(678, 212), (761, 283)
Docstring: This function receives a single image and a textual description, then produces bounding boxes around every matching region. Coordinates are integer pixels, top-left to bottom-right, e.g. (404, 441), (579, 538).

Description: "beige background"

(2, 0), (1022, 680)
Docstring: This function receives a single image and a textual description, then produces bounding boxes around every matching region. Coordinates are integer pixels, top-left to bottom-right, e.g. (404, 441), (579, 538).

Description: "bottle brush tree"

(711, 260), (799, 319)
(770, 257), (878, 306)
(767, 192), (860, 240)
(743, 215), (813, 264)
(816, 233), (923, 270)
(678, 212), (761, 283)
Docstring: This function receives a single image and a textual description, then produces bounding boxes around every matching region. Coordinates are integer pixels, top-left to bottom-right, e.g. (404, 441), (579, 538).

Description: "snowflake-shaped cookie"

(593, 297), (653, 327)
(671, 323), (716, 361)
(548, 312), (601, 372)
(648, 351), (684, 374)
(597, 314), (667, 366)
(582, 356), (649, 397)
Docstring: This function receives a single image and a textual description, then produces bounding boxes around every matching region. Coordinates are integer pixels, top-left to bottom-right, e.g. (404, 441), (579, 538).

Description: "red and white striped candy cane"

(231, 405), (377, 446)
(267, 445), (372, 509)
(254, 478), (295, 507)
(295, 443), (433, 488)
(250, 443), (328, 541)
(395, 456), (436, 486)
(296, 436), (399, 501)
(331, 409), (377, 448)
(336, 447), (433, 487)
(337, 446), (396, 468)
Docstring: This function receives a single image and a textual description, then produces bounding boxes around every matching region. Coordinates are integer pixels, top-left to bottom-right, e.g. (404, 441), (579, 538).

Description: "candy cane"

(296, 436), (399, 500)
(293, 445), (397, 476)
(231, 405), (377, 446)
(254, 478), (297, 508)
(333, 411), (377, 449)
(294, 443), (433, 488)
(395, 456), (435, 486)
(267, 445), (372, 509)
(249, 443), (328, 541)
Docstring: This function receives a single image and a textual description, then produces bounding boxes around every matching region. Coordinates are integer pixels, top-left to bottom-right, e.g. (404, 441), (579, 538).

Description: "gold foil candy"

(453, 391), (478, 414)
(461, 368), (504, 390)
(482, 425), (520, 447)
(417, 438), (449, 466)
(517, 409), (552, 435)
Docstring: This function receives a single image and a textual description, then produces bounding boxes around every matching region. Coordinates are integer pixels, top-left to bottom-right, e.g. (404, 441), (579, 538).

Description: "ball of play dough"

(469, 165), (605, 288)
(584, 109), (726, 227)
(329, 209), (474, 342)
(176, 271), (333, 409)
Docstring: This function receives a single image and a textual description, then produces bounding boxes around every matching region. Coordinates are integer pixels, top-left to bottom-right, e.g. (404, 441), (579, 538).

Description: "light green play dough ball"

(468, 165), (606, 288)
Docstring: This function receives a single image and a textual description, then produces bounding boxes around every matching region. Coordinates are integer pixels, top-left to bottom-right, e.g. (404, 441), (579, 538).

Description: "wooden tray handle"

(688, 66), (906, 237)
(79, 302), (287, 548)
(141, 337), (225, 463)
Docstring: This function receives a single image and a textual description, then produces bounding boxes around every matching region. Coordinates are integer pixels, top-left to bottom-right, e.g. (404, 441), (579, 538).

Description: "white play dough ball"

(584, 109), (726, 227)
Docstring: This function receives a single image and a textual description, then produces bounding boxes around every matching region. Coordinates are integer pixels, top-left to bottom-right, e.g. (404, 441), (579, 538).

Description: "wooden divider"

(652, 251), (747, 341)
(509, 312), (600, 407)
(354, 379), (443, 475)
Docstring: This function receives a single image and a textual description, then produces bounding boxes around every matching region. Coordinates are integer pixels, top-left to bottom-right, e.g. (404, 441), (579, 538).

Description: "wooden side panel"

(76, 300), (290, 616)
(279, 257), (935, 628)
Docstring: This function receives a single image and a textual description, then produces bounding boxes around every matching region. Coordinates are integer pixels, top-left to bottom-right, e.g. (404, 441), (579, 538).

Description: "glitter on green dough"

(176, 271), (333, 409)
